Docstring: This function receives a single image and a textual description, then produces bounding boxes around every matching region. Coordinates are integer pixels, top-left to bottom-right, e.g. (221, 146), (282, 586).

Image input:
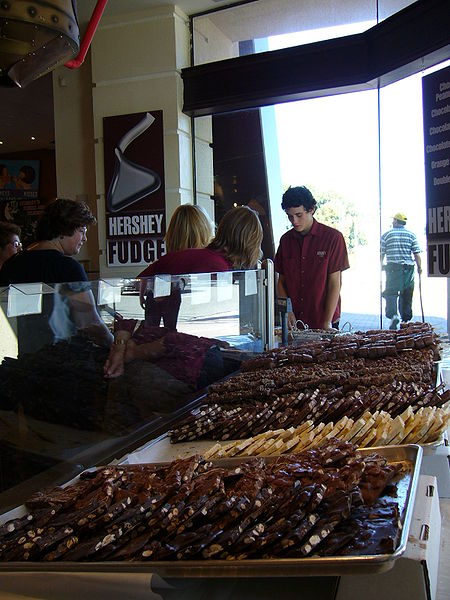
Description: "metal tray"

(420, 431), (447, 454)
(0, 445), (423, 577)
(121, 427), (443, 466)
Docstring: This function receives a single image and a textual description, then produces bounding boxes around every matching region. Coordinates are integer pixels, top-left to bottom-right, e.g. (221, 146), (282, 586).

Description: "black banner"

(422, 64), (450, 277)
(103, 110), (166, 268)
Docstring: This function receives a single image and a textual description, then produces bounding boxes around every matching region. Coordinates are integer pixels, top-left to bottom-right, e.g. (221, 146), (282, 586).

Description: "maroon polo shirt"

(274, 219), (349, 328)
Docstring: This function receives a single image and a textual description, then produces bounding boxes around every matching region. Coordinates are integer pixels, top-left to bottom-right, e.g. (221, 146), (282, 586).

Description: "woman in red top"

(139, 204), (214, 329)
(139, 204), (263, 278)
(104, 205), (263, 379)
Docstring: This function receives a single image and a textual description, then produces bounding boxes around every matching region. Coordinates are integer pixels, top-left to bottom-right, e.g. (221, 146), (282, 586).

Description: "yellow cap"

(393, 212), (407, 222)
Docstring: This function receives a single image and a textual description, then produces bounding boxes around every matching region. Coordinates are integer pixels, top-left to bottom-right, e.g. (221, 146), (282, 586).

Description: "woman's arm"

(67, 289), (114, 346)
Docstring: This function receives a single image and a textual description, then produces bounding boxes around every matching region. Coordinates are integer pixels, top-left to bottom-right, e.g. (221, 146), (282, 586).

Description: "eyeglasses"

(11, 240), (22, 248)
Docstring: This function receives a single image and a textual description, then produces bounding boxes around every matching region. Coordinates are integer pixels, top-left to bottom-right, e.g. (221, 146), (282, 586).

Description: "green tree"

(305, 184), (367, 252)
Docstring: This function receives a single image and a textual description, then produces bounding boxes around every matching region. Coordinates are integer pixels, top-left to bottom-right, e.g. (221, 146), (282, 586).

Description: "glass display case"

(0, 262), (274, 513)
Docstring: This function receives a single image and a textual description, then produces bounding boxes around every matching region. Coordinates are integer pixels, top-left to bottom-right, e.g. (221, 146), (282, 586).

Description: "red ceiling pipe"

(65, 0), (108, 69)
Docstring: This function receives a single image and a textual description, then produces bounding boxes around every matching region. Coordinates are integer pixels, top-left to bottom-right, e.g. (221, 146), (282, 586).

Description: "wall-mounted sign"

(0, 159), (40, 199)
(103, 110), (165, 267)
(0, 159), (42, 245)
(422, 64), (450, 277)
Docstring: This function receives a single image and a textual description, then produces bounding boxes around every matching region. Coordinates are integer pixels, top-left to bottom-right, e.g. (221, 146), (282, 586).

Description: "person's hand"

(417, 266), (422, 274)
(104, 340), (127, 378)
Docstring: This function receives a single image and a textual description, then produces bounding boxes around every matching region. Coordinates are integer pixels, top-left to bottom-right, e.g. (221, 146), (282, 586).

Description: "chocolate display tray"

(0, 445), (422, 577)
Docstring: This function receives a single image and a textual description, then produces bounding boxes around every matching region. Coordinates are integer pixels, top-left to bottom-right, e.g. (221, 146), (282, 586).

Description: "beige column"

(52, 53), (99, 272)
(53, 6), (193, 278)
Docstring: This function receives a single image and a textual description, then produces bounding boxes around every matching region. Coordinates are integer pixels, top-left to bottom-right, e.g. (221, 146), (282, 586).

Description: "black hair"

(19, 165), (36, 184)
(281, 186), (317, 212)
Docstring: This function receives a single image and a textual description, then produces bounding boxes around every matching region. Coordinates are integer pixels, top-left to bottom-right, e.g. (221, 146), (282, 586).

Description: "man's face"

(285, 205), (314, 234)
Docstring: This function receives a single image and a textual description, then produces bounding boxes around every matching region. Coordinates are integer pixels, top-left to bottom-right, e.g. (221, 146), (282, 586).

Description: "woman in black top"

(1, 198), (94, 285)
(0, 198), (113, 351)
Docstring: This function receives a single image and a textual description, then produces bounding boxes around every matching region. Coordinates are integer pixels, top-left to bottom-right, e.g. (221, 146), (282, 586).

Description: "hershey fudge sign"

(422, 65), (450, 277)
(103, 110), (166, 267)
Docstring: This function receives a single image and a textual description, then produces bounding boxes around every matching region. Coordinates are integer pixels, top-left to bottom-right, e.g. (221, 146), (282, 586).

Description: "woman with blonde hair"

(207, 205), (262, 269)
(105, 206), (263, 378)
(164, 204), (214, 253)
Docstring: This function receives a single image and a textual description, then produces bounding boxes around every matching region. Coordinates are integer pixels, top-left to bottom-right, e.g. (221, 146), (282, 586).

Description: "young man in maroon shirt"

(274, 186), (350, 330)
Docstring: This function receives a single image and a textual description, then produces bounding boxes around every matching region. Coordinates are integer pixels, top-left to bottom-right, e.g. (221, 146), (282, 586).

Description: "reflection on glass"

(0, 270), (267, 511)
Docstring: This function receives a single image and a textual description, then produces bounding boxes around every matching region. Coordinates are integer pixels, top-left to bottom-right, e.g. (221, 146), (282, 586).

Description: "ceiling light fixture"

(0, 1), (80, 88)
(0, 1), (108, 88)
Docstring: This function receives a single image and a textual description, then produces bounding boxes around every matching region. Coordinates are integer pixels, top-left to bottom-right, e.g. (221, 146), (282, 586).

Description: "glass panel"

(193, 0), (418, 66)
(0, 270), (267, 511)
(272, 90), (380, 332)
(197, 60), (450, 337)
(207, 91), (381, 332)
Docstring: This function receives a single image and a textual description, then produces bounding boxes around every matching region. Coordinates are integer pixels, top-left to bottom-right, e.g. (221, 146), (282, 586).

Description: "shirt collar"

(309, 218), (319, 235)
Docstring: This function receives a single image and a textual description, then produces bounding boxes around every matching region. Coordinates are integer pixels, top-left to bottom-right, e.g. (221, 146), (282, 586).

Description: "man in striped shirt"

(381, 212), (422, 330)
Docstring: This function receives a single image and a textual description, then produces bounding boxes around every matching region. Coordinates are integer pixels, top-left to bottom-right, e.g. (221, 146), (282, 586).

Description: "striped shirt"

(380, 226), (421, 265)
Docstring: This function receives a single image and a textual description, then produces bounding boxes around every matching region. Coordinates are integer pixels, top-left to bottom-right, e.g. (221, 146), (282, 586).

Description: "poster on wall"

(103, 110), (166, 267)
(0, 159), (40, 198)
(422, 64), (450, 277)
(0, 159), (42, 245)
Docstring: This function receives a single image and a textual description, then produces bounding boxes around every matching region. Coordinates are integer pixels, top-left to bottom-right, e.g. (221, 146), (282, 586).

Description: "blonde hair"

(165, 205), (214, 253)
(209, 206), (263, 269)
